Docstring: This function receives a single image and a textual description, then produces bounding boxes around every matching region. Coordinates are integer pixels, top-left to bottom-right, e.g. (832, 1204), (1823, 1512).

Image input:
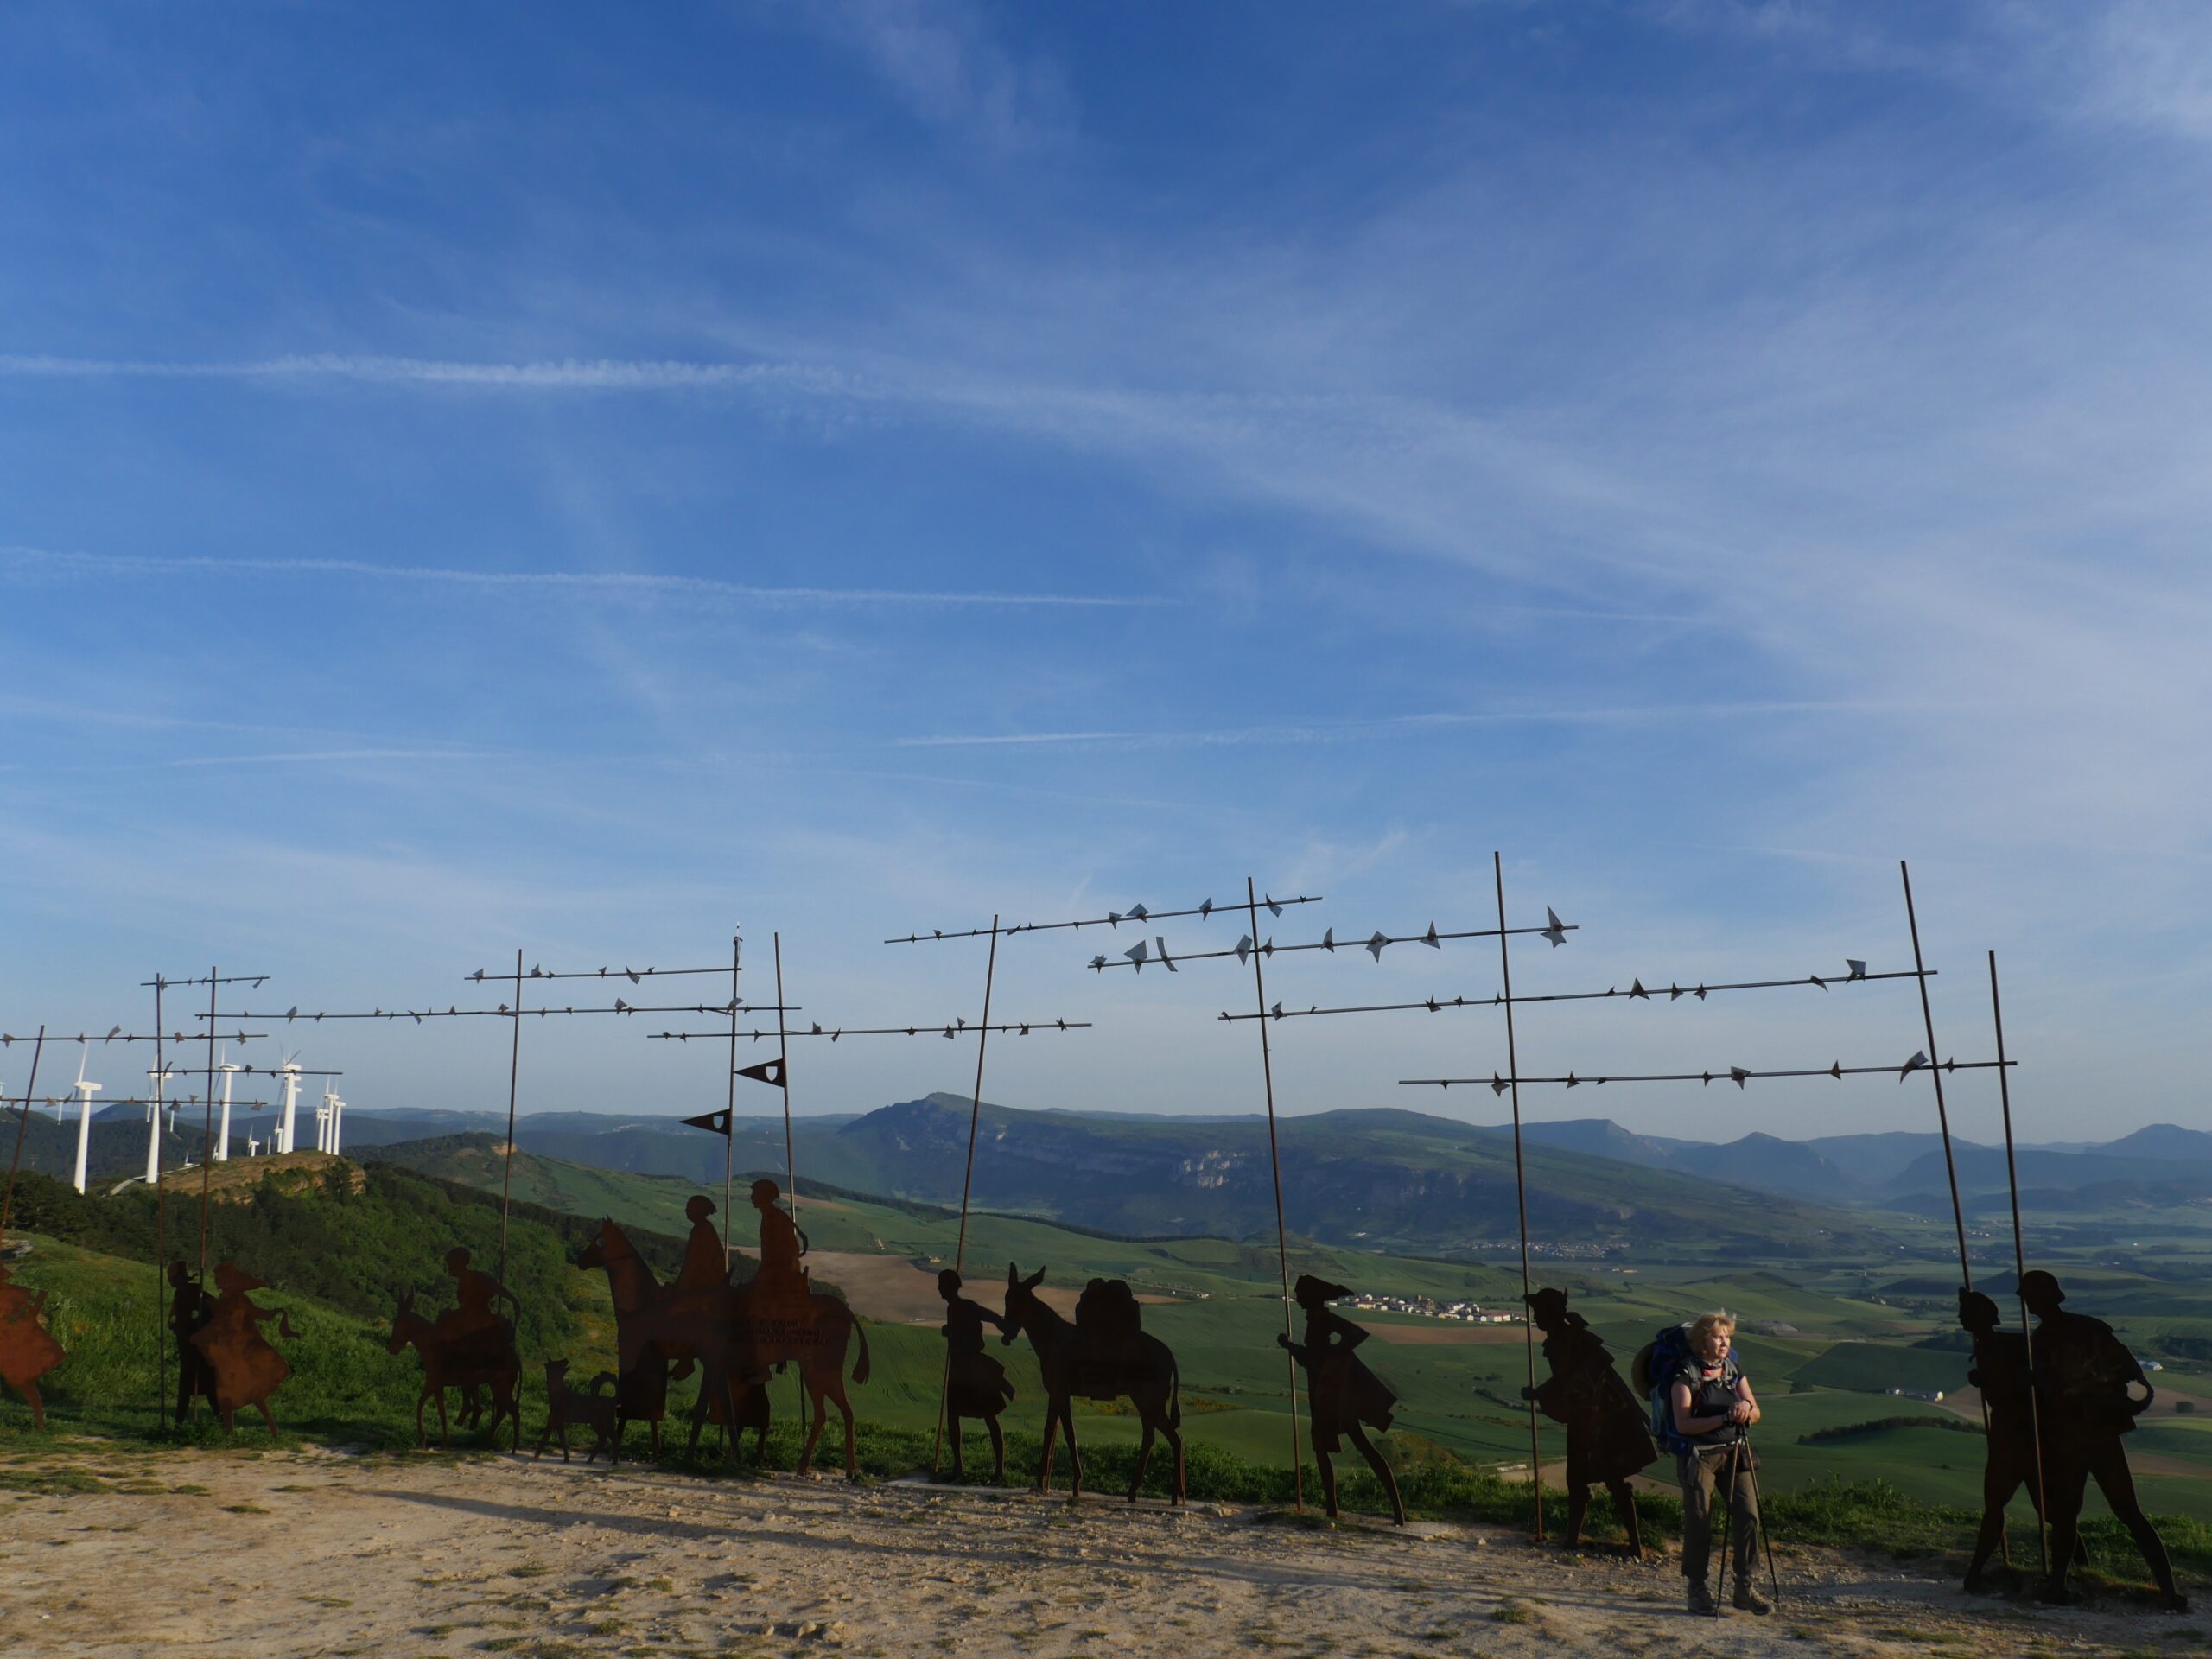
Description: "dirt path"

(0, 1442), (2198, 1657)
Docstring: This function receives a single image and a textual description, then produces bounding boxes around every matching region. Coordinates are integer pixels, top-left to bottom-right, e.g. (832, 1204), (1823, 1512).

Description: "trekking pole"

(1713, 1440), (1738, 1616)
(1740, 1424), (1783, 1610)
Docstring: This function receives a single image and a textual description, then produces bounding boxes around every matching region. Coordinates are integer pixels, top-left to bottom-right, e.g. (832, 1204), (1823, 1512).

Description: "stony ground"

(1, 1441), (2202, 1657)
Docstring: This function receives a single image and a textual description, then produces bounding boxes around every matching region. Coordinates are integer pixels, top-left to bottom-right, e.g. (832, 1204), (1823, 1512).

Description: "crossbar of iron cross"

(1214, 964), (1929, 1020)
(1084, 912), (1574, 972)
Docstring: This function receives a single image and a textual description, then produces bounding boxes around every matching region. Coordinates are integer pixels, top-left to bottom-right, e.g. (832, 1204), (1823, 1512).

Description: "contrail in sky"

(2, 546), (1163, 609)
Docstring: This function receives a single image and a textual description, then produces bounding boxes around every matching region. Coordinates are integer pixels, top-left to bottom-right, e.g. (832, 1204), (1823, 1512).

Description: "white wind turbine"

(71, 1045), (102, 1196)
(318, 1079), (346, 1156)
(276, 1054), (303, 1154)
(144, 1065), (176, 1185)
(213, 1048), (242, 1162)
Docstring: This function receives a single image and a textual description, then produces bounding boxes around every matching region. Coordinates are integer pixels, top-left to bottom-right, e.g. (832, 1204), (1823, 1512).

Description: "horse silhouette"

(386, 1287), (522, 1451)
(582, 1216), (872, 1475)
(1000, 1262), (1183, 1504)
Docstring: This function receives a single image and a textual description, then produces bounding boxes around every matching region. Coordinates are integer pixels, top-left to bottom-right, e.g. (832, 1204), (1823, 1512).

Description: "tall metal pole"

(0, 1028), (46, 1248)
(774, 933), (796, 1218)
(932, 916), (1000, 1478)
(1493, 852), (1546, 1538)
(723, 931), (741, 1274)
(1900, 862), (1973, 1292)
(497, 947), (524, 1290)
(772, 931), (804, 1437)
(152, 976), (168, 1431)
(200, 969), (217, 1281)
(1245, 878), (1306, 1512)
(1988, 951), (2049, 1576)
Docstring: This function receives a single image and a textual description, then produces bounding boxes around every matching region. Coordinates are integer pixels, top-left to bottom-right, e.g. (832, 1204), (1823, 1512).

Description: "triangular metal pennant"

(1808, 976), (1827, 991)
(1089, 954), (1108, 972)
(1422, 923), (1440, 949)
(1542, 906), (1567, 947)
(1846, 959), (1867, 979)
(680, 1108), (733, 1137)
(1236, 935), (1255, 965)
(1565, 1071), (1580, 1088)
(1830, 1062), (1843, 1079)
(1669, 983), (1686, 1001)
(1730, 1067), (1751, 1089)
(1898, 1050), (1929, 1080)
(1321, 928), (1336, 952)
(1128, 904), (1149, 922)
(1269, 1001), (1284, 1020)
(1629, 978), (1649, 1000)
(1366, 931), (1389, 962)
(1124, 940), (1150, 972)
(1265, 896), (1283, 917)
(1694, 985), (1707, 1001)
(735, 1058), (786, 1089)
(1491, 1073), (1509, 1096)
(1198, 898), (1214, 918)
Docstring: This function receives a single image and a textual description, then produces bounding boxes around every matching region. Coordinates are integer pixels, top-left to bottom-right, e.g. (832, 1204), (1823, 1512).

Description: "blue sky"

(3, 1), (2208, 1143)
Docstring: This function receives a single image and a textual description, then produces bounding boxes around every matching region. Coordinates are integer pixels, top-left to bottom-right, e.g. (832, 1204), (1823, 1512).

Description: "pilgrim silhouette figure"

(1522, 1286), (1656, 1553)
(1278, 1275), (1406, 1524)
(2022, 1270), (2185, 1609)
(938, 1268), (1015, 1481)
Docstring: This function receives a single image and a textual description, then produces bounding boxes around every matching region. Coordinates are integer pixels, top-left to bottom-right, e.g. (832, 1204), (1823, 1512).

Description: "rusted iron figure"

(747, 1179), (817, 1345)
(588, 1213), (869, 1474)
(938, 1268), (1014, 1482)
(534, 1358), (621, 1465)
(2021, 1271), (2187, 1610)
(1522, 1287), (1654, 1553)
(189, 1262), (290, 1435)
(674, 1195), (730, 1294)
(1001, 1262), (1185, 1504)
(167, 1259), (213, 1420)
(0, 1258), (66, 1428)
(1958, 1287), (2082, 1589)
(1278, 1274), (1406, 1524)
(387, 1280), (523, 1451)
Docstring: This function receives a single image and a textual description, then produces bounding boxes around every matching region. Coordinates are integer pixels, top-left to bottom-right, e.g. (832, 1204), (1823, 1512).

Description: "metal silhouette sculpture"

(188, 1262), (290, 1435)
(535, 1359), (622, 1464)
(2021, 1271), (2187, 1610)
(590, 1210), (869, 1474)
(1522, 1287), (1655, 1552)
(167, 1259), (213, 1420)
(1001, 1262), (1185, 1504)
(1279, 1275), (1406, 1524)
(386, 1281), (523, 1452)
(1958, 1287), (2084, 1589)
(938, 1268), (1014, 1482)
(0, 1259), (66, 1428)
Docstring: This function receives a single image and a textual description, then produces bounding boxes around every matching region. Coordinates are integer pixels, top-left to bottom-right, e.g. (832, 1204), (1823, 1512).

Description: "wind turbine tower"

(213, 1051), (242, 1162)
(318, 1081), (346, 1156)
(144, 1065), (176, 1186)
(71, 1046), (102, 1196)
(276, 1058), (303, 1154)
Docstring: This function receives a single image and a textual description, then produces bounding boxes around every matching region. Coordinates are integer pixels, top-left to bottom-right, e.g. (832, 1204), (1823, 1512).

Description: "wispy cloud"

(0, 352), (864, 393)
(2, 546), (1166, 610)
(798, 0), (1074, 152)
(895, 701), (1938, 749)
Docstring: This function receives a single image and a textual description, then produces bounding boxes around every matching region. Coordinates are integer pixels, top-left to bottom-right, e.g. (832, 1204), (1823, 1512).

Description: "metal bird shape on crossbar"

(646, 1018), (1090, 1044)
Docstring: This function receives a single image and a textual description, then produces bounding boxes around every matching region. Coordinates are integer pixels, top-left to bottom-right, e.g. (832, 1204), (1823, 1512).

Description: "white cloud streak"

(896, 701), (1942, 749)
(1, 545), (1165, 610)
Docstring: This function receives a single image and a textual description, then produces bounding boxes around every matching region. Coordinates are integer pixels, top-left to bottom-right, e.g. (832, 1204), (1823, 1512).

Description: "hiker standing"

(2022, 1270), (2187, 1610)
(1666, 1310), (1768, 1616)
(938, 1268), (1015, 1480)
(1522, 1287), (1655, 1554)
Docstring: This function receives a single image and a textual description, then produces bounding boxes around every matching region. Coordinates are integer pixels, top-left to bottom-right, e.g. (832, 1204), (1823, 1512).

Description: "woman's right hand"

(1729, 1402), (1753, 1426)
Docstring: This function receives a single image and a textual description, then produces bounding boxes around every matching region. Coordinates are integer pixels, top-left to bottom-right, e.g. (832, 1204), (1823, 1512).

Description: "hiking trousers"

(1677, 1446), (1758, 1585)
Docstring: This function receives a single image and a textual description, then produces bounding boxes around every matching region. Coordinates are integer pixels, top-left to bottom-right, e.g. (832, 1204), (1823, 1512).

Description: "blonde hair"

(1686, 1310), (1737, 1348)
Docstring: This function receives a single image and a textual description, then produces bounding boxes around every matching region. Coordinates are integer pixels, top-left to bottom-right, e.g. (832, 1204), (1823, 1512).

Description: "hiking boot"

(1732, 1583), (1773, 1616)
(1686, 1580), (1717, 1617)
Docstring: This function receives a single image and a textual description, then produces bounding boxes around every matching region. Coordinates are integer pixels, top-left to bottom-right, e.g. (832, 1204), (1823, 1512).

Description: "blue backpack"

(1630, 1324), (1738, 1455)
